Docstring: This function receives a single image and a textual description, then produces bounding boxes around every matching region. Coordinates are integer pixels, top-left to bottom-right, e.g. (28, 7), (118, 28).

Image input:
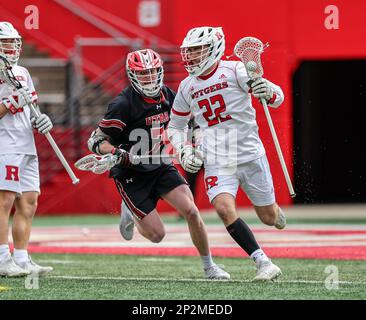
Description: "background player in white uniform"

(168, 26), (286, 281)
(0, 22), (53, 277)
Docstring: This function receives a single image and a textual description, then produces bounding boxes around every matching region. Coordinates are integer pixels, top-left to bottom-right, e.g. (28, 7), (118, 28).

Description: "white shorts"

(0, 154), (40, 195)
(204, 155), (275, 206)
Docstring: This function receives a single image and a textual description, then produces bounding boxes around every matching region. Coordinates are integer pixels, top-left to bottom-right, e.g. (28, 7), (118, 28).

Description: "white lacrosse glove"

(178, 145), (203, 173)
(31, 113), (53, 134)
(17, 87), (33, 105)
(97, 154), (120, 174)
(250, 78), (274, 102)
(2, 87), (33, 114)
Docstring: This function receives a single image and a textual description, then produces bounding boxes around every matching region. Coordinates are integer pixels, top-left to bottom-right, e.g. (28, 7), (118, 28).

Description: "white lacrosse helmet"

(180, 26), (225, 76)
(126, 49), (164, 98)
(0, 22), (22, 66)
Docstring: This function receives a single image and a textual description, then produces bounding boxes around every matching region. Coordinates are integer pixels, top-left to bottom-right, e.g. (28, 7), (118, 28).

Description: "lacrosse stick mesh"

(74, 155), (100, 171)
(74, 154), (116, 174)
(233, 37), (268, 79)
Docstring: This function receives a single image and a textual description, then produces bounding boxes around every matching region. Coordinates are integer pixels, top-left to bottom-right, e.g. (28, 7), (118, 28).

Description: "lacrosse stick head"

(233, 37), (269, 79)
(74, 154), (118, 175)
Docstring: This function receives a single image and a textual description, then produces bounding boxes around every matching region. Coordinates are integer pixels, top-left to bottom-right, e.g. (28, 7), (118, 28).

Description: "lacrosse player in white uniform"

(168, 26), (286, 281)
(0, 22), (53, 277)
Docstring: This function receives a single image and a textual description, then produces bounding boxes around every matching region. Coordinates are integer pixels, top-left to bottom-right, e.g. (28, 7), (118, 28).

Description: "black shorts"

(114, 164), (187, 219)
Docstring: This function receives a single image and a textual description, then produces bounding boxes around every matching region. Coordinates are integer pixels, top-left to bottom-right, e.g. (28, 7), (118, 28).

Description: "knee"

(26, 199), (38, 217)
(0, 193), (15, 214)
(180, 203), (199, 222)
(18, 199), (38, 219)
(149, 230), (165, 243)
(214, 201), (236, 225)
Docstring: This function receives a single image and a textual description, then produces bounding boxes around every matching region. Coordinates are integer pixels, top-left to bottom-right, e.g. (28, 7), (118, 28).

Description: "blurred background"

(1, 0), (365, 215)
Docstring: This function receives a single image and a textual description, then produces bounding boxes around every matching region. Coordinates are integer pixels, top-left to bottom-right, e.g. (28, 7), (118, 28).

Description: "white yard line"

(49, 275), (366, 285)
(36, 259), (82, 264)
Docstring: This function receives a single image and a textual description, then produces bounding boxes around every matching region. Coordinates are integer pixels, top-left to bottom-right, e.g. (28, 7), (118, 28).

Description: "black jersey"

(99, 85), (176, 173)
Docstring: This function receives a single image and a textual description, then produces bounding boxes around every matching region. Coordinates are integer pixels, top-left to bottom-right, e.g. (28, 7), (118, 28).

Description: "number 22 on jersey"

(197, 94), (232, 127)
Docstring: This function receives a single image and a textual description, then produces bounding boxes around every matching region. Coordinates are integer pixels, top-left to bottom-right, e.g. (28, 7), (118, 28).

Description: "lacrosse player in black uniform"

(87, 49), (229, 279)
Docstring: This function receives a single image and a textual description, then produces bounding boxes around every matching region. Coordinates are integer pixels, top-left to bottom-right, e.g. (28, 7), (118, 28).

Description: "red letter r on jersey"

(205, 176), (218, 191)
(5, 166), (20, 181)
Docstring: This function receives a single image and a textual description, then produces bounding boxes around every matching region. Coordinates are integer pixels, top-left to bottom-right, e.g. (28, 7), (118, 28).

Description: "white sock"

(0, 244), (10, 262)
(13, 249), (29, 265)
(250, 249), (270, 265)
(201, 254), (215, 269)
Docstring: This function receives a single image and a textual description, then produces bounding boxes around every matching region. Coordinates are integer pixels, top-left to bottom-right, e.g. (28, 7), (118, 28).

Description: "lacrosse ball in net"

(246, 61), (257, 72)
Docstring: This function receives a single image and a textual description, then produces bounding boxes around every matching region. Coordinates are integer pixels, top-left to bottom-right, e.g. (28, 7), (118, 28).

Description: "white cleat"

(16, 256), (53, 276)
(119, 204), (134, 241)
(253, 260), (282, 281)
(275, 208), (286, 230)
(0, 256), (30, 277)
(204, 264), (231, 280)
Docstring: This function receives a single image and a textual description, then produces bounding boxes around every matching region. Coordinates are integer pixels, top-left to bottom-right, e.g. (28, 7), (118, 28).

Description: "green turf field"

(28, 213), (366, 227)
(2, 212), (366, 300)
(0, 254), (365, 300)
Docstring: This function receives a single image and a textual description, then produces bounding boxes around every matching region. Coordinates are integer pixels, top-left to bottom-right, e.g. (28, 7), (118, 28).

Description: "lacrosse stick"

(0, 55), (80, 184)
(75, 153), (176, 174)
(234, 37), (295, 198)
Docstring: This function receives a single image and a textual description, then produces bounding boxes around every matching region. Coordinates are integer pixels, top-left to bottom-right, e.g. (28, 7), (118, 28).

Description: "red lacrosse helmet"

(126, 49), (164, 97)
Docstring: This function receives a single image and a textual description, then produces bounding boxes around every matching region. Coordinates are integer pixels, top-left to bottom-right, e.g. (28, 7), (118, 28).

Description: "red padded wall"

(1, 0), (365, 214)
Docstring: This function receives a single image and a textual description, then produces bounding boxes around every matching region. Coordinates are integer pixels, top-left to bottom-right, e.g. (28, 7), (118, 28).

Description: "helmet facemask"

(181, 45), (212, 76)
(0, 38), (22, 66)
(126, 49), (164, 98)
(127, 66), (164, 98)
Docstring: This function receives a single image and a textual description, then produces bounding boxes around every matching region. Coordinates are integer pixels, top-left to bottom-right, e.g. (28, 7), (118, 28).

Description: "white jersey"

(0, 65), (38, 155)
(170, 60), (284, 168)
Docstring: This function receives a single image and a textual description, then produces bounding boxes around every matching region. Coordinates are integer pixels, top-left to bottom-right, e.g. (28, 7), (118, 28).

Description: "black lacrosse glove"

(111, 147), (133, 168)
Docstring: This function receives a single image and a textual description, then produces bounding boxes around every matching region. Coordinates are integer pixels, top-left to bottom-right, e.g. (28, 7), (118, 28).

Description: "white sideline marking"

(37, 259), (81, 264)
(49, 275), (366, 285)
(139, 257), (180, 262)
